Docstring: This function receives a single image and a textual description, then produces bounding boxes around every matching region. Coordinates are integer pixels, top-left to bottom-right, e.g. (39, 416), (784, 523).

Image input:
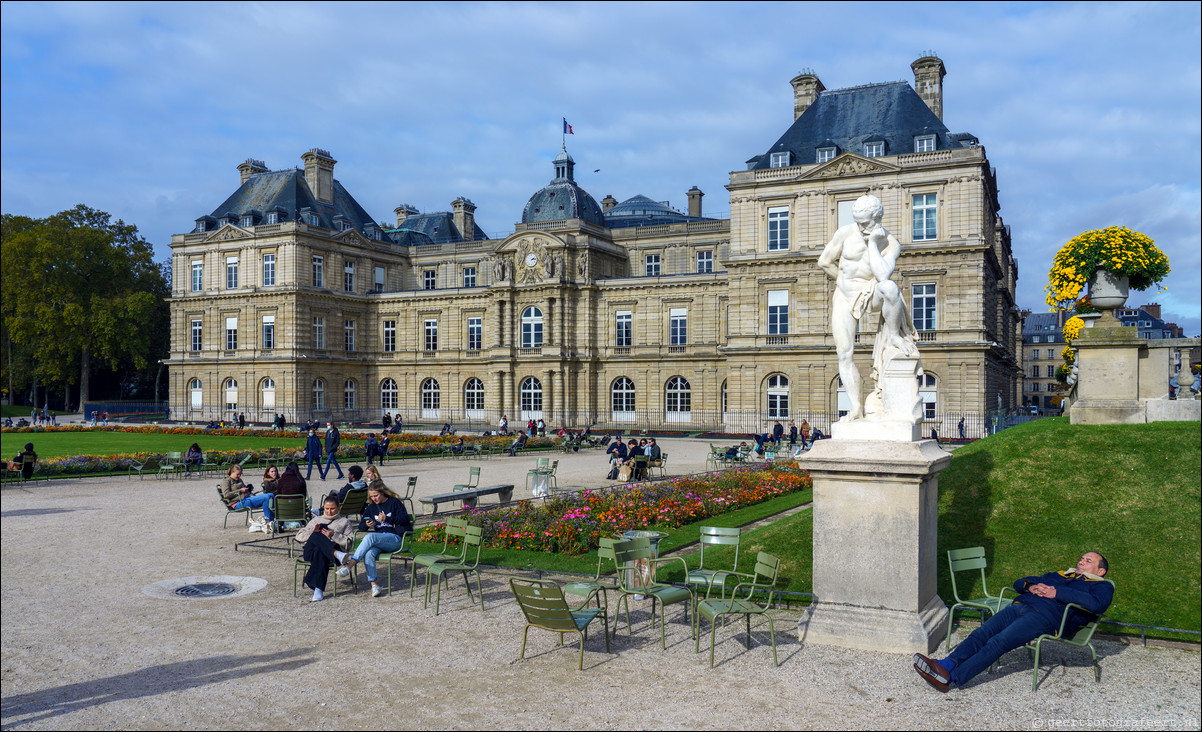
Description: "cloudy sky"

(3, 1), (1199, 334)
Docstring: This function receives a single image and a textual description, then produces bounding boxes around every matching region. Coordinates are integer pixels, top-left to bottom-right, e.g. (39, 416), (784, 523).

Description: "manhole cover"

(175, 582), (238, 598)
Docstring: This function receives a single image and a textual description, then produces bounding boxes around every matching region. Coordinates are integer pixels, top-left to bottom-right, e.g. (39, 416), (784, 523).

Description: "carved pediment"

(204, 223), (254, 242)
(800, 153), (900, 180)
(333, 228), (371, 246)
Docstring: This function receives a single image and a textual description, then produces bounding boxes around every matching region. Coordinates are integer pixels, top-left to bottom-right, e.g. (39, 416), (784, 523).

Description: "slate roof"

(747, 81), (976, 169)
(603, 194), (714, 230)
(203, 169), (379, 232)
(1022, 312), (1064, 339)
(522, 150), (605, 227)
(388, 212), (488, 246)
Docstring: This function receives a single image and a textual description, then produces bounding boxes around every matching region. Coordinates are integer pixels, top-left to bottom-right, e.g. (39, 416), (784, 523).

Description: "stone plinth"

(797, 438), (951, 653)
(1070, 324), (1145, 425)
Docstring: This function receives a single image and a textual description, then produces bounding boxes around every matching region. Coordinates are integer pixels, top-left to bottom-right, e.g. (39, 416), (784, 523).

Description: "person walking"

(323, 422), (344, 481)
(304, 428), (324, 480)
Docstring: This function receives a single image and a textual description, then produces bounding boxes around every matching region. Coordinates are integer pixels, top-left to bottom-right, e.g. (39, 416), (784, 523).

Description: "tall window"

(191, 261), (203, 292)
(912, 194), (937, 241)
(615, 311), (632, 347)
(344, 320), (356, 352)
(261, 377), (275, 410)
(374, 266), (385, 293)
(383, 320), (396, 353)
(767, 206), (789, 251)
(344, 379), (356, 409)
(696, 251), (713, 274)
(225, 316), (238, 351)
(1032, 366), (1040, 378)
(521, 306), (543, 348)
(665, 376), (691, 415)
(312, 379), (325, 410)
(225, 257), (238, 289)
(344, 261), (355, 292)
(421, 378), (441, 411)
(467, 317), (482, 351)
(312, 255), (324, 287)
(914, 134), (936, 153)
(644, 254), (661, 277)
(262, 254), (275, 286)
(464, 378), (485, 412)
(380, 378), (398, 410)
(912, 283), (937, 330)
(424, 319), (438, 351)
(669, 308), (687, 346)
(1047, 365), (1055, 378)
(766, 374), (789, 418)
(463, 267), (476, 288)
(917, 373), (937, 419)
(611, 377), (635, 418)
(768, 290), (789, 335)
(191, 319), (202, 351)
(313, 316), (325, 350)
(223, 378), (239, 411)
(262, 315), (275, 350)
(423, 270), (436, 290)
(520, 377), (543, 417)
(190, 378), (203, 408)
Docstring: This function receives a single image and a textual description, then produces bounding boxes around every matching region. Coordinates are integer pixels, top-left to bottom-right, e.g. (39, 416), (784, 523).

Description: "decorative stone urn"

(1088, 267), (1130, 311)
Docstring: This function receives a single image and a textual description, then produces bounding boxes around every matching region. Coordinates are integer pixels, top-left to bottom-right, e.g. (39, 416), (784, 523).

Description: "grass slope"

(1, 432), (313, 458)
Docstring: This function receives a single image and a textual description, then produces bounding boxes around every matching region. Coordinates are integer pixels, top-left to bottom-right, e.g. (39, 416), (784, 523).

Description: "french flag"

(563, 118), (574, 135)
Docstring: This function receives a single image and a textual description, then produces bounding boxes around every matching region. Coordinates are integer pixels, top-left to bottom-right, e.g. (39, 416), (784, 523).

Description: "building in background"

(166, 56), (1021, 435)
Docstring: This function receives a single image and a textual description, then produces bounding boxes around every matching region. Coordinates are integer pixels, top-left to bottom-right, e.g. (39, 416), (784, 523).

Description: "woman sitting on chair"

(184, 443), (203, 474)
(297, 495), (355, 602)
(222, 465), (276, 533)
(337, 484), (413, 597)
(362, 464), (387, 492)
(260, 465), (280, 494)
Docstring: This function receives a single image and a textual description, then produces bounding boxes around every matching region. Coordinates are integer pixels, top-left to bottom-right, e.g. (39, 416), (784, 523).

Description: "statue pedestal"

(797, 438), (951, 653)
(1070, 324), (1145, 425)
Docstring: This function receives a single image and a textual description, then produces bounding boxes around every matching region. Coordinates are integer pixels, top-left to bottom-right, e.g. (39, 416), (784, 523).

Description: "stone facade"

(166, 58), (1021, 434)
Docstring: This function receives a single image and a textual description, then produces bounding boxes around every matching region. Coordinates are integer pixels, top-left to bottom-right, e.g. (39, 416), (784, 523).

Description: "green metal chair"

(695, 552), (783, 668)
(159, 452), (183, 479)
(217, 484), (258, 527)
(129, 456), (160, 480)
(409, 517), (470, 596)
(1021, 579), (1115, 691)
(563, 537), (620, 617)
(453, 466), (481, 492)
(376, 530), (416, 597)
(648, 452), (667, 479)
(945, 546), (1017, 650)
(612, 537), (694, 648)
(686, 526), (742, 608)
(631, 455), (650, 481)
(510, 577), (610, 670)
(338, 487), (369, 521)
(292, 530), (358, 597)
(266, 494), (309, 537)
(424, 525), (485, 615)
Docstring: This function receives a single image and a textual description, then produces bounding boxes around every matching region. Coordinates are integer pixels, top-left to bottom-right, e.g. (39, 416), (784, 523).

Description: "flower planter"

(1087, 267), (1129, 311)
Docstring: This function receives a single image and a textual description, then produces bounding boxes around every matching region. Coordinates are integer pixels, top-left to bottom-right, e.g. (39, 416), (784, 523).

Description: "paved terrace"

(1, 436), (1199, 730)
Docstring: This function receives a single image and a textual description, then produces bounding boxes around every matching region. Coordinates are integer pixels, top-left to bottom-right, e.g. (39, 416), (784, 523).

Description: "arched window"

(665, 376), (691, 422)
(421, 378), (440, 418)
(344, 379), (356, 409)
(836, 376), (849, 419)
(917, 373), (937, 420)
(611, 377), (636, 421)
(464, 378), (485, 416)
(721, 379), (728, 414)
(766, 373), (789, 419)
(521, 306), (544, 348)
(519, 377), (543, 420)
(312, 379), (325, 410)
(223, 378), (238, 411)
(261, 377), (275, 410)
(190, 378), (203, 409)
(380, 378), (398, 410)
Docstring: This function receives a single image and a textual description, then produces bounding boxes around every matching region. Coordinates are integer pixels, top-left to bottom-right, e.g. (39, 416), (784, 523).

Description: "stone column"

(495, 371), (506, 417)
(543, 370), (555, 424)
(797, 439), (951, 653)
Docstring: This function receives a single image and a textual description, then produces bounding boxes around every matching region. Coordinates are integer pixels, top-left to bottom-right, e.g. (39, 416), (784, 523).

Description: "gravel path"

(2, 436), (1199, 730)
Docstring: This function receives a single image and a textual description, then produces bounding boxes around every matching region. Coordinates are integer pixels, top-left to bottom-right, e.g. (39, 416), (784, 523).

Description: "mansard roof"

(389, 212), (488, 245)
(205, 169), (378, 231)
(747, 81), (975, 169)
(604, 194), (713, 230)
(1022, 312), (1064, 337)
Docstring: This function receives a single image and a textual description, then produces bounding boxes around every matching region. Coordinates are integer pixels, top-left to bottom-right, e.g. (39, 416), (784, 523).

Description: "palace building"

(167, 56), (1022, 433)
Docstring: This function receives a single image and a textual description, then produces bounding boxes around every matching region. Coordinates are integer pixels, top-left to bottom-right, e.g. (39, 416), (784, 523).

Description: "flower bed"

(417, 464), (812, 555)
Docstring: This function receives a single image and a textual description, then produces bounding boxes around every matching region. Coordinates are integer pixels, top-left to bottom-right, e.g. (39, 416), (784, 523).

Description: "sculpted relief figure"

(818, 194), (919, 423)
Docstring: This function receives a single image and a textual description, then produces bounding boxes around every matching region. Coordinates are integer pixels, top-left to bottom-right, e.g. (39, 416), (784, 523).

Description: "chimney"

(394, 204), (418, 227)
(601, 194), (618, 212)
(301, 148), (336, 204)
(451, 197), (477, 241)
(1141, 303), (1162, 320)
(911, 54), (947, 121)
(237, 158), (268, 185)
(789, 70), (825, 120)
(687, 186), (704, 218)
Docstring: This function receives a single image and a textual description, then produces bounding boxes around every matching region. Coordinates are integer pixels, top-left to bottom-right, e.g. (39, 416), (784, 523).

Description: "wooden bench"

(419, 483), (514, 515)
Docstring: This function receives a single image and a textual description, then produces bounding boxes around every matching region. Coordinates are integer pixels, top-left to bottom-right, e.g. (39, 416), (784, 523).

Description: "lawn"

(1, 430), (315, 459)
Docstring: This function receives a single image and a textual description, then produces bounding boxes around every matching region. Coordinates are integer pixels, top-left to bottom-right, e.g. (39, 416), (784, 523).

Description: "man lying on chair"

(913, 551), (1113, 692)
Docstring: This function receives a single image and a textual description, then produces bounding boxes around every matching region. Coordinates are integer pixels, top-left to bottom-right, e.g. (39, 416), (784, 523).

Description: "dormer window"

(769, 151), (791, 168)
(266, 212), (278, 225)
(816, 147), (837, 163)
(241, 216), (254, 228)
(914, 135), (936, 153)
(864, 141), (884, 158)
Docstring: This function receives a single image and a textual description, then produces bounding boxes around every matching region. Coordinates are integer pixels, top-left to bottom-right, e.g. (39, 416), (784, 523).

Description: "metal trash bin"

(621, 530), (668, 598)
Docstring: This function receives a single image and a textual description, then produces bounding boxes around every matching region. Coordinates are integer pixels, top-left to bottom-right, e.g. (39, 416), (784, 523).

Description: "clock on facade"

(525, 253), (538, 268)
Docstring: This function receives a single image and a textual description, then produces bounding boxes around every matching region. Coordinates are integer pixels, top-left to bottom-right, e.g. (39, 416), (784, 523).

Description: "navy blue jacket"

(1013, 571), (1114, 637)
(305, 434), (322, 460)
(358, 496), (412, 537)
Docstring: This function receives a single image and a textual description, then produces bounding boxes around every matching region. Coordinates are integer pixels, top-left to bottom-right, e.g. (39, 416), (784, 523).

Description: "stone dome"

(521, 149), (605, 227)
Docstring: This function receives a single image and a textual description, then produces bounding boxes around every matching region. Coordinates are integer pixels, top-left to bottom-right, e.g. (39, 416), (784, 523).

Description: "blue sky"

(3, 1), (1199, 334)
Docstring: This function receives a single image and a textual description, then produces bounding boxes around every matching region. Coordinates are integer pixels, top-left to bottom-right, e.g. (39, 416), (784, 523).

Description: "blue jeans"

(945, 602), (1056, 686)
(305, 454), (323, 480)
(234, 493), (275, 521)
(352, 532), (403, 583)
(324, 452), (343, 479)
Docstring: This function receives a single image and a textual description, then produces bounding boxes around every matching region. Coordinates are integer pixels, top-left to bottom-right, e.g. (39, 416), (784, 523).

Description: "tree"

(1, 205), (169, 407)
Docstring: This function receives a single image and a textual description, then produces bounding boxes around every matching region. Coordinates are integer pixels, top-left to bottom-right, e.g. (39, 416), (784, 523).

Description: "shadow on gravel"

(0, 649), (316, 729)
(1, 508), (95, 519)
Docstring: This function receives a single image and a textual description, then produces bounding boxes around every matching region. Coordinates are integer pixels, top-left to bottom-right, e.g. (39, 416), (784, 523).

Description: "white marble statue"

(818, 194), (921, 426)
